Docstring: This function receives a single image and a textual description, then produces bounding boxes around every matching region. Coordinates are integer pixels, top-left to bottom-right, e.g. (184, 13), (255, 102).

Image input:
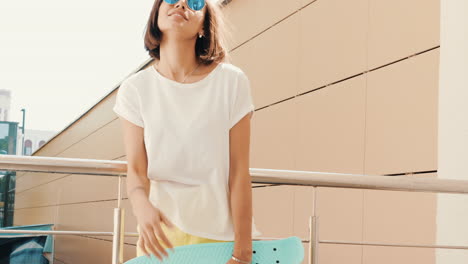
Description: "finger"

(142, 230), (164, 261)
(137, 236), (150, 257)
(156, 224), (175, 252)
(158, 214), (176, 250)
(145, 230), (165, 261)
(147, 226), (168, 260)
(155, 221), (175, 251)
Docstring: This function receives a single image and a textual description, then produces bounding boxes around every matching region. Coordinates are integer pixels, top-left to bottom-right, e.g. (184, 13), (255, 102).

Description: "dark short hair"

(143, 0), (232, 65)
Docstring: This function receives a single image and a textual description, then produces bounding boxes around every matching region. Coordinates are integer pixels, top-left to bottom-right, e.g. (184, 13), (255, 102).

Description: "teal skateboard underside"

(125, 236), (304, 264)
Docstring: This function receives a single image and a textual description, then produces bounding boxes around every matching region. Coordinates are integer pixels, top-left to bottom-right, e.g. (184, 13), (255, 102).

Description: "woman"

(112, 0), (262, 263)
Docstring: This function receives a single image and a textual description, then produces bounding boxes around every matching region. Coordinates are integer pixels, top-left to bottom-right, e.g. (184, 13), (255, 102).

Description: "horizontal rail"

(0, 229), (129, 236)
(249, 168), (468, 194)
(319, 240), (468, 250)
(0, 229), (286, 241)
(0, 155), (126, 176)
(0, 155), (467, 194)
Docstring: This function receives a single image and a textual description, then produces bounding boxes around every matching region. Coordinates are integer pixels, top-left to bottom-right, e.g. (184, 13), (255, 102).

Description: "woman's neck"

(158, 35), (200, 81)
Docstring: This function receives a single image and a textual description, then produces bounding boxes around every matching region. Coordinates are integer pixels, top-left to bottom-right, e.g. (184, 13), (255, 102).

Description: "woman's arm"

(118, 118), (176, 259)
(228, 111), (255, 262)
(118, 118), (150, 212)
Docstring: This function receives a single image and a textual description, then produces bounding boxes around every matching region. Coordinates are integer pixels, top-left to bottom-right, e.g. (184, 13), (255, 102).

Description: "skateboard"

(124, 236), (304, 263)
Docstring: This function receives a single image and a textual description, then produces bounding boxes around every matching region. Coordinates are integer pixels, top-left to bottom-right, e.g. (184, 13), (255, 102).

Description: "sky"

(0, 0), (158, 132)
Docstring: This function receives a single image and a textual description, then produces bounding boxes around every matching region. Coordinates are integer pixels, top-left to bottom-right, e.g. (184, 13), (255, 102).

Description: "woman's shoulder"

(120, 66), (155, 90)
(219, 62), (245, 77)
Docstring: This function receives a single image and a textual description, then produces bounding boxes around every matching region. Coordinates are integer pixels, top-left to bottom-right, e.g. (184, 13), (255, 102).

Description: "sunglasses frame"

(163, 0), (206, 12)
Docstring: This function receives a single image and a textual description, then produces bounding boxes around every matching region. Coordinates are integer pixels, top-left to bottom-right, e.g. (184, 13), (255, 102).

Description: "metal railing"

(1, 155), (467, 264)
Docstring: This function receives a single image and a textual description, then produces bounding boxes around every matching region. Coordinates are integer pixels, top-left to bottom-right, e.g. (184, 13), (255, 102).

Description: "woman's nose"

(175, 0), (187, 8)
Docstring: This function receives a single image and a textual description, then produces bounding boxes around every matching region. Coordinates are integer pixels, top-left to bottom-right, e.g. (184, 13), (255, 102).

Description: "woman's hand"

(134, 199), (176, 262)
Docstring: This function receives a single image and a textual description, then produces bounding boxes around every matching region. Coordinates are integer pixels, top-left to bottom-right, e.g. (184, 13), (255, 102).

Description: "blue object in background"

(0, 224), (54, 264)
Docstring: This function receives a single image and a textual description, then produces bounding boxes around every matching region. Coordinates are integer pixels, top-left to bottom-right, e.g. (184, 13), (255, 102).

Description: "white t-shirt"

(112, 62), (263, 241)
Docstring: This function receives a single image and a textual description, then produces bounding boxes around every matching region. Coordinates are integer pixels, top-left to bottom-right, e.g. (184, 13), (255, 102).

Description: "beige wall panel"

(57, 199), (112, 232)
(14, 174), (118, 208)
(363, 245), (435, 264)
(89, 238), (112, 264)
(367, 0), (440, 69)
(14, 178), (62, 208)
(230, 13), (300, 108)
(299, 0), (317, 8)
(16, 171), (27, 177)
(295, 75), (366, 174)
(54, 235), (116, 263)
(298, 0), (368, 93)
(293, 186), (315, 239)
(251, 98), (297, 170)
(15, 171), (30, 181)
(15, 172), (66, 193)
(58, 174), (120, 204)
(365, 49), (439, 175)
(54, 235), (91, 263)
(34, 94), (119, 158)
(363, 189), (436, 245)
(252, 185), (295, 237)
(57, 199), (138, 244)
(58, 120), (125, 160)
(15, 175), (121, 209)
(13, 205), (58, 226)
(222, 0), (301, 50)
(316, 187), (363, 242)
(318, 244), (362, 264)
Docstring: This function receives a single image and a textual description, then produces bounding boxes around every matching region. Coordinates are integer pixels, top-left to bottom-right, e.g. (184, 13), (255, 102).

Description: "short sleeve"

(112, 79), (144, 128)
(229, 71), (255, 129)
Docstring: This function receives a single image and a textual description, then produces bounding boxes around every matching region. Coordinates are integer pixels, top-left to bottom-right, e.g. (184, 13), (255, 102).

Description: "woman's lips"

(171, 13), (186, 20)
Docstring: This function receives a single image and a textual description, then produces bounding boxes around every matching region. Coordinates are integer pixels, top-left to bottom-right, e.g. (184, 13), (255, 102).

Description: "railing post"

(310, 215), (320, 264)
(112, 175), (125, 264)
(314, 216), (320, 264)
(309, 216), (313, 264)
(309, 187), (319, 264)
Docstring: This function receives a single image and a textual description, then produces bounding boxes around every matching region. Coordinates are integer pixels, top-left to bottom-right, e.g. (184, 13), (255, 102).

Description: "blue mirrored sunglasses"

(164, 0), (206, 11)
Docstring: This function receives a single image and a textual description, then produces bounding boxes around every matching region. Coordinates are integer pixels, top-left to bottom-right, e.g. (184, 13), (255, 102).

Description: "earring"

(198, 33), (203, 38)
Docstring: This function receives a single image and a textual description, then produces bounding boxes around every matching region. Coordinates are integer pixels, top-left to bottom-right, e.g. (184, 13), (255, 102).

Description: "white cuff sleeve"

(112, 79), (144, 128)
(229, 71), (255, 129)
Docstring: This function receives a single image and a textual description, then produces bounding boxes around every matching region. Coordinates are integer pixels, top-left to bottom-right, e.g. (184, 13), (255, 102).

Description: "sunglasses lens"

(187, 0), (205, 11)
(164, 0), (205, 11)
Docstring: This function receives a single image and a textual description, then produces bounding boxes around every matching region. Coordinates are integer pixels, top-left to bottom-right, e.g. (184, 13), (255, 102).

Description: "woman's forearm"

(229, 171), (254, 261)
(127, 169), (150, 211)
